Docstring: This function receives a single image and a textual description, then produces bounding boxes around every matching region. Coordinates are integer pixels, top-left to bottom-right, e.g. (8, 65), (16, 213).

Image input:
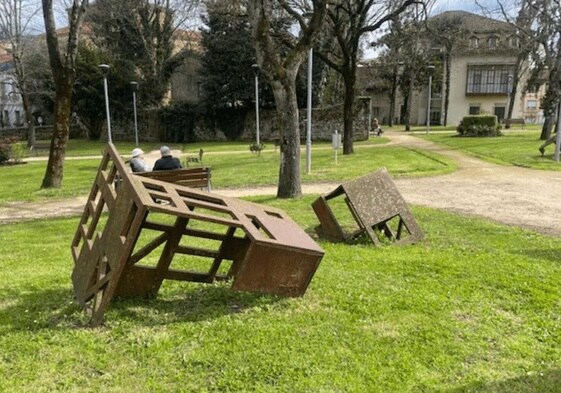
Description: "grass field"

(1, 196), (561, 392)
(0, 143), (455, 203)
(422, 128), (561, 171)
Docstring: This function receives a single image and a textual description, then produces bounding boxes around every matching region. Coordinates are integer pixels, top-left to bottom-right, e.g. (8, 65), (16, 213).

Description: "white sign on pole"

(332, 130), (341, 165)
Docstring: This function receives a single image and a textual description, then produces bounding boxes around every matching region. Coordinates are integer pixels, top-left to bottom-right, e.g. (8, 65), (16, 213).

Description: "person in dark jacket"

(153, 146), (182, 170)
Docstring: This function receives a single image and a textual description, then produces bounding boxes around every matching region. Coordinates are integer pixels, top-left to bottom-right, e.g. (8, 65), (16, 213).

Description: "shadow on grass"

(514, 248), (561, 264)
(440, 368), (561, 393)
(110, 283), (283, 326)
(0, 283), (282, 331)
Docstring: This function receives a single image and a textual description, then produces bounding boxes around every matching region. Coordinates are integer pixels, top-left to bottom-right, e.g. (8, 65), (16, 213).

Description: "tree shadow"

(0, 283), (282, 332)
(438, 368), (561, 392)
(512, 248), (561, 264)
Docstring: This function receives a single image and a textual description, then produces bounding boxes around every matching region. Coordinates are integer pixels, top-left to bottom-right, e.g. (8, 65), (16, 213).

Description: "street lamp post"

(99, 64), (112, 143)
(426, 64), (435, 135)
(251, 63), (260, 147)
(130, 81), (139, 146)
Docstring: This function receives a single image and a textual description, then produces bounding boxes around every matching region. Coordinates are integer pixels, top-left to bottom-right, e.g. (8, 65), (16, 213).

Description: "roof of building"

(430, 10), (514, 34)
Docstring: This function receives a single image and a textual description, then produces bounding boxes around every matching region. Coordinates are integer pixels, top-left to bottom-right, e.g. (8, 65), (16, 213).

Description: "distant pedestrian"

(129, 148), (151, 172)
(153, 145), (182, 170)
(371, 118), (383, 136)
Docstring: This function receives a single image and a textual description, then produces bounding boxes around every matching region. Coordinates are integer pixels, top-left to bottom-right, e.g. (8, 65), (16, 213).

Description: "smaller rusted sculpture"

(312, 168), (423, 245)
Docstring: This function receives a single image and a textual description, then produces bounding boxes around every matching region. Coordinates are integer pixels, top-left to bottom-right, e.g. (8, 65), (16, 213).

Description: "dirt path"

(2, 132), (561, 237)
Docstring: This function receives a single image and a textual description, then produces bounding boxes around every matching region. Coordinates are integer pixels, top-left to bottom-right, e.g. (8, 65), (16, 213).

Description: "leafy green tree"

(87, 0), (192, 108)
(200, 0), (256, 109)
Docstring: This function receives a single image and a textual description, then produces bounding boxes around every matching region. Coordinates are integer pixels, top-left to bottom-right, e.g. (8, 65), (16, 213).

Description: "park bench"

(30, 141), (50, 156)
(184, 148), (204, 167)
(135, 166), (212, 191)
(505, 118), (525, 128)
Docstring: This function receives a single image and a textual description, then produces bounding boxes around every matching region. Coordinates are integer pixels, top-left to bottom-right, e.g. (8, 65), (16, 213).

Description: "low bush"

(0, 136), (25, 164)
(457, 115), (502, 137)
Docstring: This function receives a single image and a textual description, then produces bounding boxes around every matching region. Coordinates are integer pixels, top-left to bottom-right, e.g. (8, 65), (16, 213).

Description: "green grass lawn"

(1, 197), (560, 392)
(0, 143), (455, 203)
(29, 136), (389, 157)
(422, 128), (561, 171)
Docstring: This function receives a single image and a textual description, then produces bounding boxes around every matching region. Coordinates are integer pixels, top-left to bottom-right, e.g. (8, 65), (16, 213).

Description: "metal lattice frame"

(71, 144), (324, 326)
(312, 168), (424, 246)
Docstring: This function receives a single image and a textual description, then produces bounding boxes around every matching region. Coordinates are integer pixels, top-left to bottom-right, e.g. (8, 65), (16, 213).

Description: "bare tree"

(40, 0), (88, 188)
(0, 0), (41, 147)
(315, 0), (423, 154)
(494, 0), (561, 139)
(249, 0), (327, 198)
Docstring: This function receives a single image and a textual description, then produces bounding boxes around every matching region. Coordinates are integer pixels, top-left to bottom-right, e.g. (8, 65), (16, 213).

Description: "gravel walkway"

(2, 132), (561, 237)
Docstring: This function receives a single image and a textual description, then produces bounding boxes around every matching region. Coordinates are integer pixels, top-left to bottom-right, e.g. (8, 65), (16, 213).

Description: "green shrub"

(10, 142), (27, 163)
(0, 137), (27, 164)
(457, 115), (502, 137)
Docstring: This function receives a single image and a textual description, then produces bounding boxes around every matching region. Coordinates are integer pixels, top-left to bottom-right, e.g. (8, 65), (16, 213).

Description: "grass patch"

(0, 144), (455, 204)
(1, 199), (561, 392)
(29, 136), (389, 158)
(422, 129), (561, 170)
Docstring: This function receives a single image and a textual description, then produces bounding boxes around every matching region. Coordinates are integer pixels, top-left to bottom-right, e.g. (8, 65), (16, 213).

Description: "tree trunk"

(41, 78), (72, 188)
(22, 91), (36, 148)
(342, 72), (355, 155)
(40, 0), (88, 189)
(404, 77), (414, 131)
(270, 78), (301, 198)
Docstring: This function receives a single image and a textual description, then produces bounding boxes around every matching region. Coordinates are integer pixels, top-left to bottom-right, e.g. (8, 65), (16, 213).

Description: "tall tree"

(40, 0), (89, 189)
(88, 0), (199, 109)
(200, 0), (258, 109)
(0, 0), (41, 147)
(249, 0), (327, 198)
(316, 0), (422, 154)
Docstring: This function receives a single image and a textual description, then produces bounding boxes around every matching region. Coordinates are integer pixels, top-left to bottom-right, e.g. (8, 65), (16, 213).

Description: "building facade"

(359, 11), (538, 127)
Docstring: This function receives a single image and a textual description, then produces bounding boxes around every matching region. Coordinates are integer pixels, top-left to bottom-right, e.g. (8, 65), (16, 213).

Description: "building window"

(494, 105), (506, 121)
(470, 36), (479, 48)
(469, 105), (481, 115)
(487, 35), (499, 48)
(509, 35), (519, 48)
(526, 99), (537, 110)
(466, 65), (515, 95)
(15, 110), (21, 126)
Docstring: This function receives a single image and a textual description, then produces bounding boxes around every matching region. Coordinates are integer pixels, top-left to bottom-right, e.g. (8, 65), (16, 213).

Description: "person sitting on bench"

(130, 148), (151, 173)
(153, 146), (182, 170)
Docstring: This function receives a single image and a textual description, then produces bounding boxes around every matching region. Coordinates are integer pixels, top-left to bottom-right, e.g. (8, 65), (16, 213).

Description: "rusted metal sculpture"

(71, 144), (324, 326)
(312, 168), (424, 246)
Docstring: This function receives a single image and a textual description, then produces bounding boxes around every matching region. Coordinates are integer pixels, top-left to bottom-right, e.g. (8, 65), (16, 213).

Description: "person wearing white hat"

(153, 145), (182, 171)
(130, 148), (151, 172)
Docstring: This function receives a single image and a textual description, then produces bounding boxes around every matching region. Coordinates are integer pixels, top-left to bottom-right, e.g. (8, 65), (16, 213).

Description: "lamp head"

(130, 81), (138, 91)
(251, 63), (259, 76)
(99, 64), (110, 76)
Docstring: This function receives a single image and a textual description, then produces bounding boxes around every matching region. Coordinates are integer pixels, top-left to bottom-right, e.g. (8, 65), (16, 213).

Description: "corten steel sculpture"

(312, 168), (423, 246)
(71, 144), (324, 326)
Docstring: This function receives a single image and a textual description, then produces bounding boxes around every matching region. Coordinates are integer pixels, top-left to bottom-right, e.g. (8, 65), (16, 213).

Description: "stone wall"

(157, 103), (371, 143)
